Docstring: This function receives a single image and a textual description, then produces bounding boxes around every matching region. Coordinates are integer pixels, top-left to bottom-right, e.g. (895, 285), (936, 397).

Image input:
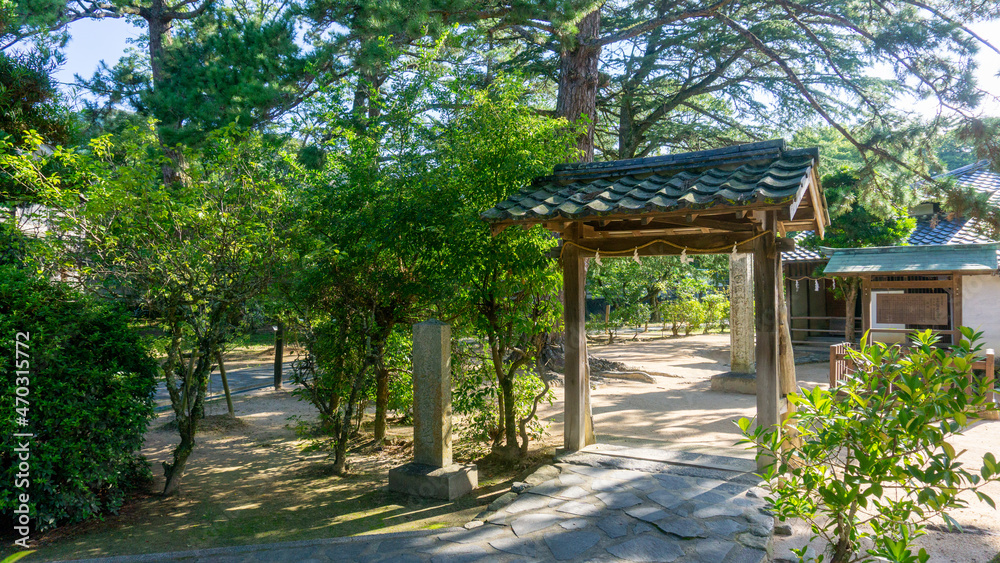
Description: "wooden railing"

(828, 344), (998, 421)
(790, 315), (862, 344)
(829, 342), (855, 388)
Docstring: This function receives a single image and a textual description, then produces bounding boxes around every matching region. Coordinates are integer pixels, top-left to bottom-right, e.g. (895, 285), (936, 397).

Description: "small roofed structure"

(782, 160), (1000, 348)
(482, 139), (830, 465)
(824, 243), (1000, 346)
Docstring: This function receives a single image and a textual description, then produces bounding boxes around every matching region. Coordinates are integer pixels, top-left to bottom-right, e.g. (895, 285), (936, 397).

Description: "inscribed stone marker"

(412, 319), (452, 467)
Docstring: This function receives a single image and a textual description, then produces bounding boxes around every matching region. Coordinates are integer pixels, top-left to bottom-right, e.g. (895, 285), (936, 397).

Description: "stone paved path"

(62, 446), (774, 563)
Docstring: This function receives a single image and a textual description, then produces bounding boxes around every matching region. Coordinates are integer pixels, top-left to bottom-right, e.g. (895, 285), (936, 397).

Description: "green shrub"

(739, 328), (1000, 563)
(452, 348), (553, 448)
(661, 301), (686, 336)
(716, 297), (730, 332)
(0, 266), (157, 530)
(683, 300), (704, 336)
(701, 294), (729, 334)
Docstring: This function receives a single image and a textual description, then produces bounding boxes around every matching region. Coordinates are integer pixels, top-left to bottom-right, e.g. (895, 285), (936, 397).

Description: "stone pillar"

(412, 320), (452, 467)
(729, 252), (755, 374)
(388, 320), (477, 500)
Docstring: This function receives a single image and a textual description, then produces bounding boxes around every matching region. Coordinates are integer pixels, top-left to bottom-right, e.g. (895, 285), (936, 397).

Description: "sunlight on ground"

(23, 334), (999, 563)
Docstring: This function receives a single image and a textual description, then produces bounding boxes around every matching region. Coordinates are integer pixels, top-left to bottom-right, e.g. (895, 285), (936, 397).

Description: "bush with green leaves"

(701, 294), (729, 334)
(739, 328), (1000, 563)
(453, 347), (554, 452)
(683, 300), (705, 336)
(661, 301), (686, 336)
(0, 266), (157, 530)
(715, 296), (730, 332)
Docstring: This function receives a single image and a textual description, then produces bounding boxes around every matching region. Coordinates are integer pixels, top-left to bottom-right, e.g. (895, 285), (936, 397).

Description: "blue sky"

(54, 17), (1000, 118)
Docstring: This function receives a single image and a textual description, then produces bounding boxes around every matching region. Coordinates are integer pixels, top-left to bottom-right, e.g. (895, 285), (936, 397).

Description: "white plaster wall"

(963, 275), (1000, 353)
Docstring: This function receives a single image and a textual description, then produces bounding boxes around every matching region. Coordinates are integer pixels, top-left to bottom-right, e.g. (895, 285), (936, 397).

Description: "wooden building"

(783, 160), (1000, 351)
(823, 243), (1000, 347)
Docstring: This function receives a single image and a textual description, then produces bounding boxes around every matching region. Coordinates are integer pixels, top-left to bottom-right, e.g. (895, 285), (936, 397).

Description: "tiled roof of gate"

(481, 140), (820, 224)
(783, 160), (999, 263)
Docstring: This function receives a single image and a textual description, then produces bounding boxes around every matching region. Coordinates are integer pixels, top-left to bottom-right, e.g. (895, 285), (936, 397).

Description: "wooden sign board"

(875, 293), (949, 326)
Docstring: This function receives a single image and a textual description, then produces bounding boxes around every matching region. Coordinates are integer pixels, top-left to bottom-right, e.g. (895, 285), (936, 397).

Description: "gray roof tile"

(824, 244), (1000, 275)
(783, 160), (999, 264)
(482, 140), (818, 223)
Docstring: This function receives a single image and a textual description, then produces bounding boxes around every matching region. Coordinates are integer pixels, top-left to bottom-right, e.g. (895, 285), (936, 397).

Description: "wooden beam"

(775, 237), (796, 253)
(574, 232), (759, 256)
(512, 203), (797, 233)
(810, 166), (827, 239)
(754, 212), (781, 471)
(562, 230), (590, 452)
(490, 224), (512, 236)
(868, 279), (954, 289)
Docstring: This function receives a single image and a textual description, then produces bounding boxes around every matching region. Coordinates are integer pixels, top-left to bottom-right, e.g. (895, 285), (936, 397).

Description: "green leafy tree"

(283, 57), (464, 464)
(803, 168), (915, 343)
(588, 258), (652, 343)
(440, 76), (579, 458)
(5, 124), (295, 494)
(739, 328), (1000, 563)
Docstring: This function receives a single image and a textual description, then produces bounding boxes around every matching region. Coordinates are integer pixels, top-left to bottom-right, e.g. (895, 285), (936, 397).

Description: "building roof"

(783, 231), (825, 262)
(482, 139), (828, 235)
(824, 243), (1000, 275)
(783, 160), (999, 263)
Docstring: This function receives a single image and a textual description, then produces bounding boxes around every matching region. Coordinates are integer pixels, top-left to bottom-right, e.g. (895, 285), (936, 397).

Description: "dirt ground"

(571, 334), (1000, 563)
(19, 332), (1000, 562)
(24, 387), (556, 562)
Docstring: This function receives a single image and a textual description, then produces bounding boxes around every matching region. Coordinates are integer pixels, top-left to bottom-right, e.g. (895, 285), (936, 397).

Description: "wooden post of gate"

(753, 213), (781, 470)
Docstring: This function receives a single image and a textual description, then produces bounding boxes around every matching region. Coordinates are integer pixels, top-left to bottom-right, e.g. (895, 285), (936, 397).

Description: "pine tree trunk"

(845, 279), (859, 343)
(618, 91), (636, 159)
(142, 0), (192, 185)
(556, 10), (602, 163)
